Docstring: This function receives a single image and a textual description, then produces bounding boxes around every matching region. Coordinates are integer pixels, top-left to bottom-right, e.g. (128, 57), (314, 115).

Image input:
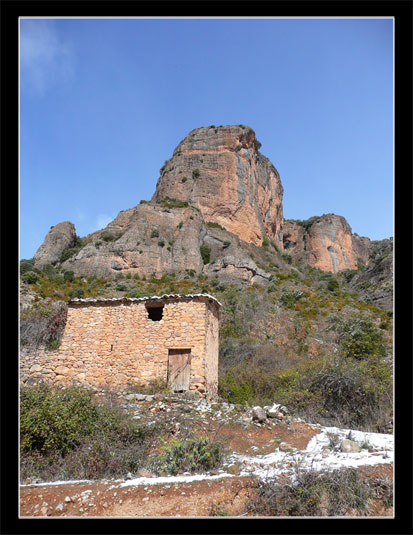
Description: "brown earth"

(19, 416), (393, 518)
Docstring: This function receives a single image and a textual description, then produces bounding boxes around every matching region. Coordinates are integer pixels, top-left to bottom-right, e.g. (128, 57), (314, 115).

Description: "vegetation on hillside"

(20, 384), (226, 482)
(20, 250), (393, 433)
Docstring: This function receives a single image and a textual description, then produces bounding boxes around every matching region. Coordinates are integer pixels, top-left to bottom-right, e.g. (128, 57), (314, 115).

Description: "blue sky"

(19, 17), (393, 260)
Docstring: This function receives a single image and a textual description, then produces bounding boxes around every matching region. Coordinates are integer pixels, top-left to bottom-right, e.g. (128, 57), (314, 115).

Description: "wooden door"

(167, 349), (191, 392)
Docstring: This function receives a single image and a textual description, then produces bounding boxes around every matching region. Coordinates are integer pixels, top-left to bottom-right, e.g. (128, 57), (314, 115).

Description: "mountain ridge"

(31, 125), (392, 309)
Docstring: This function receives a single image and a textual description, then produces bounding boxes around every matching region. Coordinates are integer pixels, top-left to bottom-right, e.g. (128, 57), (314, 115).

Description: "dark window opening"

(146, 305), (164, 321)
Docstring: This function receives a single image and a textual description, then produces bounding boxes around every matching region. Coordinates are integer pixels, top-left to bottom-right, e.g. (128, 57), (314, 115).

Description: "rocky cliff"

(33, 222), (77, 268)
(31, 125), (392, 306)
(283, 214), (372, 273)
(152, 125), (284, 249)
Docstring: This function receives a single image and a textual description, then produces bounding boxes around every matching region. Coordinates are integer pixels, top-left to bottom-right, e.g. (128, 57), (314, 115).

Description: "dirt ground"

(19, 418), (393, 518)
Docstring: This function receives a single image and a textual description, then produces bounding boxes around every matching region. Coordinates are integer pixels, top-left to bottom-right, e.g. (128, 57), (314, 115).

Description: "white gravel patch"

(230, 425), (393, 481)
(119, 472), (233, 487)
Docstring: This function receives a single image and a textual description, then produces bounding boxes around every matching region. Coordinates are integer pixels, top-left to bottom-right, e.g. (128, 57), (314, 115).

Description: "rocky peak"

(33, 221), (77, 268)
(152, 125), (284, 248)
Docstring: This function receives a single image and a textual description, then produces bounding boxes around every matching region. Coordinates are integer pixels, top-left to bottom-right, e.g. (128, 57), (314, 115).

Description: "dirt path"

(20, 476), (258, 517)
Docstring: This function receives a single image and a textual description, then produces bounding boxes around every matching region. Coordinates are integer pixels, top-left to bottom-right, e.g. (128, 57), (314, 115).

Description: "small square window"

(146, 305), (164, 321)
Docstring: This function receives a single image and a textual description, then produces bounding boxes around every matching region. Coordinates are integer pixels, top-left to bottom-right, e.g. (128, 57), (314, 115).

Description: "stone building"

(20, 294), (221, 398)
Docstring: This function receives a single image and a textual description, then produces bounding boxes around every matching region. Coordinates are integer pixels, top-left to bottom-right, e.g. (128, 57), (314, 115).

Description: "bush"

(329, 314), (386, 360)
(151, 229), (159, 238)
(308, 358), (392, 429)
(158, 197), (188, 208)
(101, 230), (117, 242)
(152, 436), (225, 475)
(20, 385), (108, 458)
(280, 288), (303, 308)
(63, 270), (75, 282)
(262, 235), (269, 248)
(20, 259), (36, 275)
(115, 284), (127, 292)
(327, 278), (339, 293)
(125, 287), (146, 298)
(248, 467), (370, 516)
(200, 245), (211, 265)
(21, 271), (39, 284)
(206, 222), (225, 230)
(218, 372), (253, 405)
(192, 168), (200, 179)
(68, 287), (84, 298)
(20, 385), (161, 481)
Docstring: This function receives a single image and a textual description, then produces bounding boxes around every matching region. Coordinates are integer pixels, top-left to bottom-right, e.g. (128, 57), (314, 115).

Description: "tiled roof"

(69, 293), (222, 307)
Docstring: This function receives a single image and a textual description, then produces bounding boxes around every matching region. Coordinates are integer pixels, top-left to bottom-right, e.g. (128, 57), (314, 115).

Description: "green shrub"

(47, 340), (61, 350)
(152, 436), (225, 475)
(282, 253), (292, 264)
(280, 288), (303, 308)
(218, 372), (253, 405)
(327, 278), (340, 293)
(329, 314), (386, 361)
(200, 245), (211, 264)
(68, 287), (84, 298)
(21, 271), (39, 284)
(20, 384), (162, 481)
(151, 229), (159, 238)
(20, 385), (107, 458)
(63, 270), (75, 282)
(192, 168), (200, 179)
(158, 197), (189, 208)
(127, 287), (148, 298)
(20, 259), (36, 275)
(206, 222), (225, 230)
(262, 235), (269, 248)
(181, 176), (188, 183)
(101, 230), (117, 242)
(115, 284), (127, 292)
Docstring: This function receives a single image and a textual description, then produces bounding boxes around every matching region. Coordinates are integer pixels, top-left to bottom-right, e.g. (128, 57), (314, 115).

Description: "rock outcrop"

(349, 238), (393, 311)
(283, 214), (371, 273)
(58, 202), (275, 284)
(61, 203), (206, 279)
(152, 125), (284, 249)
(31, 126), (392, 304)
(33, 222), (77, 268)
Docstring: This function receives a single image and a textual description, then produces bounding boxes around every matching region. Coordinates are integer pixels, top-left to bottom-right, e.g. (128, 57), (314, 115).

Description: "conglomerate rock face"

(282, 214), (372, 273)
(152, 125), (284, 249)
(33, 221), (77, 268)
(61, 203), (207, 279)
(31, 126), (392, 295)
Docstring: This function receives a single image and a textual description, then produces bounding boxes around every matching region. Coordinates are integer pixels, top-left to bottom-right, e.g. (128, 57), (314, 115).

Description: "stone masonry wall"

(20, 298), (220, 397)
(204, 302), (219, 396)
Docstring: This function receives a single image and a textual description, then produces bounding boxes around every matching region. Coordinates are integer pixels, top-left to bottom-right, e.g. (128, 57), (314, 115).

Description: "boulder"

(252, 406), (267, 423)
(340, 439), (361, 453)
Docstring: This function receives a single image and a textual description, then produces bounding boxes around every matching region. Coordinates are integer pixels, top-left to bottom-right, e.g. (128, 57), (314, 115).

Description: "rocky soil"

(20, 394), (394, 518)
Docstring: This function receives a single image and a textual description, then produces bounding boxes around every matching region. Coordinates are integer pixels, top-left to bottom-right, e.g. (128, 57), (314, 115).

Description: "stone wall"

(20, 296), (220, 398)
